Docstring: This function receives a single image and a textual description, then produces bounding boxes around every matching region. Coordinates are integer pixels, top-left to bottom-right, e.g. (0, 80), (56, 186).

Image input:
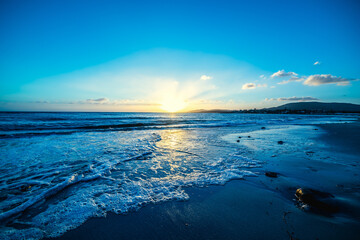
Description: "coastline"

(53, 120), (360, 240)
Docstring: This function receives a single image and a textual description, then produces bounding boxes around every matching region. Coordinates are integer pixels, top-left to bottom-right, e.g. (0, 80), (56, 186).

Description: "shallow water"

(0, 112), (357, 239)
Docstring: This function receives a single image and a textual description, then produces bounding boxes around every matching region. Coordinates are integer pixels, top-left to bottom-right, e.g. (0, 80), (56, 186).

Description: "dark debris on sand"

(305, 151), (315, 156)
(265, 171), (279, 178)
(295, 188), (339, 215)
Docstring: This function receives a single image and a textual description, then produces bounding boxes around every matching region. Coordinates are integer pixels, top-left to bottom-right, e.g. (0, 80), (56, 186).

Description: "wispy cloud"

(274, 71), (358, 87)
(242, 83), (267, 90)
(200, 75), (212, 81)
(27, 98), (160, 106)
(271, 70), (297, 78)
(34, 100), (50, 104)
(265, 96), (319, 102)
(259, 74), (266, 79)
(85, 98), (110, 104)
(277, 76), (304, 85)
(83, 98), (159, 106)
(313, 61), (321, 65)
(303, 74), (357, 86)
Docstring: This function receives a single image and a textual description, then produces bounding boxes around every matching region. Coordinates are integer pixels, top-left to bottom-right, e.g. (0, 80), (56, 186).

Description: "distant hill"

(189, 102), (360, 114)
(265, 102), (360, 112)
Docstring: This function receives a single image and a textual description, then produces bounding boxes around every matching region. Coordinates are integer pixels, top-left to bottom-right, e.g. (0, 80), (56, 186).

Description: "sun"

(160, 97), (187, 112)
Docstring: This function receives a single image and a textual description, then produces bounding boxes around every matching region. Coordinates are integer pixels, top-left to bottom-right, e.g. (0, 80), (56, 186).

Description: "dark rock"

(277, 141), (284, 145)
(261, 127), (266, 129)
(295, 188), (339, 214)
(236, 140), (240, 142)
(314, 128), (318, 130)
(265, 171), (278, 178)
(248, 136), (251, 138)
(238, 136), (241, 138)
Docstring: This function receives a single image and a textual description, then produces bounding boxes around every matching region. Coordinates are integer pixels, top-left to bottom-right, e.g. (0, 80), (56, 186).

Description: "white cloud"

(277, 76), (304, 85)
(242, 83), (267, 90)
(313, 61), (321, 65)
(275, 73), (358, 86)
(271, 70), (298, 78)
(200, 75), (212, 81)
(265, 96), (319, 102)
(303, 74), (357, 86)
(242, 83), (256, 89)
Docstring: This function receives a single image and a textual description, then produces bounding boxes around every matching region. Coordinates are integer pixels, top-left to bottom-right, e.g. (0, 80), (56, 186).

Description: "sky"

(0, 0), (359, 112)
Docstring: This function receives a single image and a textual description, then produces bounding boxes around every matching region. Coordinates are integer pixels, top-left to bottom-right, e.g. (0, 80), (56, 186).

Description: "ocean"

(0, 112), (357, 239)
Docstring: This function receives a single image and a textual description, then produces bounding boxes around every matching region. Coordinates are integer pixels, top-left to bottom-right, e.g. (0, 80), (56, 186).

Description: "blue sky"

(0, 0), (359, 111)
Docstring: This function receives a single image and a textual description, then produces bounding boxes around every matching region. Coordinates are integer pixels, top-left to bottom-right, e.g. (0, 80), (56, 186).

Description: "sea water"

(0, 112), (357, 239)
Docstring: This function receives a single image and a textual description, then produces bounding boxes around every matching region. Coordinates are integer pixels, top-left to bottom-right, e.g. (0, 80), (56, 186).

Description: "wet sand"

(317, 121), (360, 155)
(54, 120), (360, 240)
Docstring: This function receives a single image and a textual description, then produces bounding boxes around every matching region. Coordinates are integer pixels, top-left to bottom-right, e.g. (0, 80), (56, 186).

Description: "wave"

(0, 174), (101, 222)
(1, 113), (357, 139)
(0, 150), (156, 222)
(0, 120), (234, 139)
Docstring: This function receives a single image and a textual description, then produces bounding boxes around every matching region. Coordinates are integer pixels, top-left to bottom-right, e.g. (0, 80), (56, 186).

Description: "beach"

(0, 113), (359, 240)
(54, 117), (360, 240)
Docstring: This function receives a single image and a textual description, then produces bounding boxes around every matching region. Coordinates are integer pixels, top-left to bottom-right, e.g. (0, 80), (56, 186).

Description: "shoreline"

(53, 121), (360, 240)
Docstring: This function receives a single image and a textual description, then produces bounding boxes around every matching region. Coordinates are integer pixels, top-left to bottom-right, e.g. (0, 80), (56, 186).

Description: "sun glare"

(160, 97), (187, 112)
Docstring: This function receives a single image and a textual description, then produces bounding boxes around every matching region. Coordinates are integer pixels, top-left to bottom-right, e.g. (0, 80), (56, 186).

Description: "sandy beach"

(53, 120), (360, 240)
